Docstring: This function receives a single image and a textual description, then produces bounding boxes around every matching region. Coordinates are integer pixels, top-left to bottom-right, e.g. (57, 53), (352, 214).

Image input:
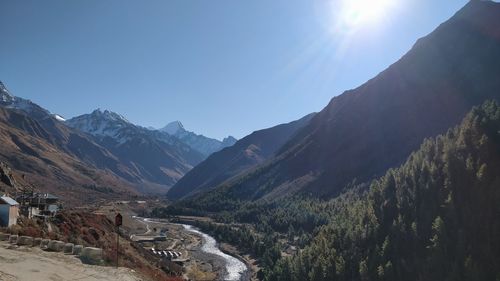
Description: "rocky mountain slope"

(65, 110), (205, 190)
(188, 0), (500, 202)
(0, 106), (138, 203)
(0, 82), (202, 201)
(167, 113), (315, 200)
(160, 121), (237, 157)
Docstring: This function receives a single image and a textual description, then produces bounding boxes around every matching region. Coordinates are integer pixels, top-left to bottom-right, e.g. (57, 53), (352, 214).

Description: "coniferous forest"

(153, 100), (500, 281)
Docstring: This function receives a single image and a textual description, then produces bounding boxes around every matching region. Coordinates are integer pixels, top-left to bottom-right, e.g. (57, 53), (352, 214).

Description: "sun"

(336, 0), (397, 30)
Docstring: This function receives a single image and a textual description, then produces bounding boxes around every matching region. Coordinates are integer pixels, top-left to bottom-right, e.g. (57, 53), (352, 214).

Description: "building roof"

(0, 196), (19, 206)
(45, 193), (58, 200)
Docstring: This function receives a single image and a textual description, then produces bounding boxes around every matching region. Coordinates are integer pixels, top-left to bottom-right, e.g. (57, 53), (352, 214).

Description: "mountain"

(167, 113), (316, 200)
(0, 81), (204, 201)
(161, 121), (185, 135)
(0, 104), (138, 204)
(67, 109), (205, 190)
(267, 100), (500, 281)
(0, 81), (54, 121)
(187, 1), (500, 204)
(160, 121), (237, 157)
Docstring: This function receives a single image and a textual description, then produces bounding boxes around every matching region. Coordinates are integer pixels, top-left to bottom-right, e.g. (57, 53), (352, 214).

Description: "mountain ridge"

(184, 0), (500, 204)
(66, 109), (205, 189)
(160, 121), (237, 157)
(167, 113), (316, 200)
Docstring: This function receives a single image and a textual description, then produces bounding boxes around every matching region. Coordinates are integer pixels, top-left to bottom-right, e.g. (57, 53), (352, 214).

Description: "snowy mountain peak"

(53, 114), (66, 122)
(222, 136), (237, 147)
(0, 81), (9, 93)
(0, 81), (51, 119)
(161, 121), (185, 135)
(91, 108), (130, 124)
(0, 81), (15, 103)
(158, 120), (237, 156)
(66, 109), (132, 141)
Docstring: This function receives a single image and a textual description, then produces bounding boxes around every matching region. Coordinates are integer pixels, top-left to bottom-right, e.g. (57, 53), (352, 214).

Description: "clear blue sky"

(0, 0), (469, 139)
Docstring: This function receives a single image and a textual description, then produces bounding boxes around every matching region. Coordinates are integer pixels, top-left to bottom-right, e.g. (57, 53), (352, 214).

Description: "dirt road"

(0, 243), (145, 281)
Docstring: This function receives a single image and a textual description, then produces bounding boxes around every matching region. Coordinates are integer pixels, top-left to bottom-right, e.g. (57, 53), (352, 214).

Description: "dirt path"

(0, 243), (145, 281)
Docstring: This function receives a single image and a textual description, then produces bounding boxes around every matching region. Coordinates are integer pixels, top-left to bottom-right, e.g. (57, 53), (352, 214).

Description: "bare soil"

(0, 242), (144, 281)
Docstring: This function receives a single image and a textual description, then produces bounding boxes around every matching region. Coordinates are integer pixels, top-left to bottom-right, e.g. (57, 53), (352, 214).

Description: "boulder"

(63, 243), (74, 254)
(40, 239), (50, 249)
(0, 233), (10, 241)
(8, 235), (18, 244)
(80, 247), (103, 265)
(73, 245), (84, 256)
(33, 238), (42, 247)
(17, 236), (34, 246)
(47, 240), (65, 252)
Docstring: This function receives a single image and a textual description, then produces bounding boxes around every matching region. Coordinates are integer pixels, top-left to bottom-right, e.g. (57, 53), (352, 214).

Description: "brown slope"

(201, 0), (500, 202)
(66, 110), (205, 191)
(0, 107), (138, 204)
(167, 113), (315, 200)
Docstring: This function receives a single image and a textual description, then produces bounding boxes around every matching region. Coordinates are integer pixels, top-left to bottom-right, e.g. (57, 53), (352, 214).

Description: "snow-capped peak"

(0, 81), (51, 118)
(66, 109), (133, 143)
(53, 114), (66, 122)
(0, 81), (15, 103)
(222, 136), (238, 147)
(91, 108), (130, 123)
(160, 121), (185, 135)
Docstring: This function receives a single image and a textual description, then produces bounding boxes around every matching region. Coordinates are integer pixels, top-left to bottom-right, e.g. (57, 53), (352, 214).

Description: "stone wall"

(0, 232), (103, 265)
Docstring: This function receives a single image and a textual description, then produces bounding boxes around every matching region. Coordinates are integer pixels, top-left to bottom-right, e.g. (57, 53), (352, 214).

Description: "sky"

(0, 0), (469, 140)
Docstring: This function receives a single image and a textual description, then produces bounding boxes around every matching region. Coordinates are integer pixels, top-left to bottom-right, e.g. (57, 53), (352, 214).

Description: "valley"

(1, 1), (500, 281)
(97, 201), (255, 281)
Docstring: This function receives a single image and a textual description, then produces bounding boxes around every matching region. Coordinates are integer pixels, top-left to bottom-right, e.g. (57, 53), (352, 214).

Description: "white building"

(0, 196), (20, 227)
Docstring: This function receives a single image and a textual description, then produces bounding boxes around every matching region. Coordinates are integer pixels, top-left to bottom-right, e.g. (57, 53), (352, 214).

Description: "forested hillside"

(155, 101), (500, 281)
(267, 101), (500, 281)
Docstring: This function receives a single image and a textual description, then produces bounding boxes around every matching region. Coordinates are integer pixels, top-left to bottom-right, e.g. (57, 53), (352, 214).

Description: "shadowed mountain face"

(193, 1), (500, 202)
(66, 110), (205, 189)
(0, 82), (206, 200)
(0, 106), (138, 203)
(167, 113), (315, 200)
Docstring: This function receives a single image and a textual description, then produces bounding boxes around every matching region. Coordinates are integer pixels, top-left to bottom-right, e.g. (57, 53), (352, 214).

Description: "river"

(182, 224), (248, 281)
(134, 217), (249, 281)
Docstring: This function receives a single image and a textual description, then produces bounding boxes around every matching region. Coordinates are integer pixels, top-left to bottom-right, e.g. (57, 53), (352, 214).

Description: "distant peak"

(0, 81), (15, 103)
(223, 135), (237, 142)
(53, 114), (66, 122)
(0, 81), (12, 96)
(90, 108), (129, 123)
(222, 135), (237, 147)
(161, 121), (185, 135)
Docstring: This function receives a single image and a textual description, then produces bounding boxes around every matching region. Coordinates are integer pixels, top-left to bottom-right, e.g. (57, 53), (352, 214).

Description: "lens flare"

(334, 0), (397, 32)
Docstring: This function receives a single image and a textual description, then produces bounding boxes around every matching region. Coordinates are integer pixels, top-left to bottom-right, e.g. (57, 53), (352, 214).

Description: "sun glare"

(336, 0), (397, 31)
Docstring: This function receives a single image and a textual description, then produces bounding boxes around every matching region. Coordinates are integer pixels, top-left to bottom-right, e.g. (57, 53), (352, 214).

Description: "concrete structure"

(8, 234), (18, 244)
(0, 233), (9, 241)
(63, 243), (74, 254)
(73, 245), (84, 256)
(47, 240), (65, 252)
(0, 196), (19, 227)
(40, 239), (50, 249)
(17, 236), (34, 246)
(16, 193), (59, 219)
(80, 247), (103, 265)
(130, 234), (167, 242)
(33, 238), (42, 246)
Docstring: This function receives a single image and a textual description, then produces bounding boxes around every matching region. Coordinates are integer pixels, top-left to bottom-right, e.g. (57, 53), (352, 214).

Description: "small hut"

(0, 196), (20, 227)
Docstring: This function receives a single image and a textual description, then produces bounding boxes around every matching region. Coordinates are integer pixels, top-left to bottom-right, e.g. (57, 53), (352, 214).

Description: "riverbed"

(182, 224), (249, 281)
(133, 216), (249, 281)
